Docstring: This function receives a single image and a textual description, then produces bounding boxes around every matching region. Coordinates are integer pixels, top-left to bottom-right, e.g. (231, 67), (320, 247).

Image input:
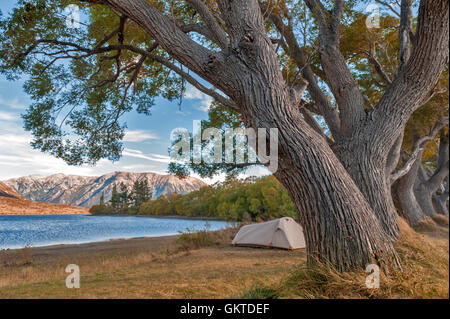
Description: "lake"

(0, 214), (233, 249)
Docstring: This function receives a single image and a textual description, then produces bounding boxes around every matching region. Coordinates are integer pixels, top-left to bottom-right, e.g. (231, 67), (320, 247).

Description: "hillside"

(0, 181), (23, 199)
(4, 172), (207, 207)
(0, 182), (88, 215)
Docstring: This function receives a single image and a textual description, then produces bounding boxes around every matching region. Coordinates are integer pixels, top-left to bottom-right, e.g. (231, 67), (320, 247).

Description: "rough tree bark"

(392, 151), (427, 225)
(22, 0), (444, 270)
(433, 176), (449, 215)
(96, 0), (401, 270)
(414, 133), (449, 217)
(267, 0), (448, 237)
(392, 126), (449, 224)
(335, 0), (448, 236)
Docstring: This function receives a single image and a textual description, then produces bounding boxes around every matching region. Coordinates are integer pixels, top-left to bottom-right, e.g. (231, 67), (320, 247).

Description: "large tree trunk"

(414, 135), (449, 217)
(433, 176), (449, 215)
(328, 0), (448, 238)
(234, 72), (399, 270)
(415, 165), (449, 217)
(391, 152), (427, 226)
(102, 0), (448, 271)
(334, 139), (401, 239)
(433, 193), (449, 215)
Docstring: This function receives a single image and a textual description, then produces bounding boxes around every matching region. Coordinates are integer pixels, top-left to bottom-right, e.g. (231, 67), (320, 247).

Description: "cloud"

(123, 148), (171, 164)
(0, 111), (16, 121)
(123, 130), (159, 142)
(0, 130), (168, 180)
(0, 96), (27, 110)
(238, 166), (271, 179)
(0, 132), (101, 179)
(184, 85), (214, 112)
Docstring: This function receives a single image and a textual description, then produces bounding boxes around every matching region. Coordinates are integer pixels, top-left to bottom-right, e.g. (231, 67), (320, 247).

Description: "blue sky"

(0, 0), (226, 182)
(0, 1), (399, 182)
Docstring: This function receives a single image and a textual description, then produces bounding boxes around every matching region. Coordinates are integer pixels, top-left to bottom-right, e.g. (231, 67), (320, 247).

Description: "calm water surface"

(0, 214), (233, 249)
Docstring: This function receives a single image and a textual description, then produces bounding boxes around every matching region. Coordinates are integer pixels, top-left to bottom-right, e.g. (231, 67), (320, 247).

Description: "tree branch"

(300, 106), (333, 145)
(184, 0), (229, 49)
(391, 118), (449, 184)
(143, 52), (239, 112)
(304, 0), (366, 136)
(425, 132), (449, 191)
(364, 46), (392, 86)
(386, 131), (404, 175)
(92, 0), (231, 93)
(267, 9), (341, 138)
(398, 0), (413, 73)
(370, 0), (449, 153)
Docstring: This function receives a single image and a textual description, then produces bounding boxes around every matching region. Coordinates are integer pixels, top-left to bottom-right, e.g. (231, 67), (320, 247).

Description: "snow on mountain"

(4, 172), (207, 207)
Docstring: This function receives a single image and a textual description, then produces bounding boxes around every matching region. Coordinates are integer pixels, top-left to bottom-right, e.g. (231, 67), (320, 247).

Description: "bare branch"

(391, 118), (449, 184)
(304, 0), (366, 135)
(398, 0), (413, 72)
(267, 9), (341, 137)
(184, 0), (229, 49)
(364, 47), (392, 86)
(143, 52), (239, 112)
(179, 23), (216, 42)
(374, 0), (401, 17)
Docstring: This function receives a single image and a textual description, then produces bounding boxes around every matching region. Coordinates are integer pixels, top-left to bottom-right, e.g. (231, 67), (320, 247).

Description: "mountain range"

(3, 172), (207, 207)
(0, 181), (88, 215)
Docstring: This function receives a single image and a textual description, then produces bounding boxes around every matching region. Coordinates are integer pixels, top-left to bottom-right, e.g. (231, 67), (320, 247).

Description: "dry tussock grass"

(0, 197), (89, 215)
(0, 219), (448, 299)
(270, 218), (449, 299)
(432, 214), (449, 227)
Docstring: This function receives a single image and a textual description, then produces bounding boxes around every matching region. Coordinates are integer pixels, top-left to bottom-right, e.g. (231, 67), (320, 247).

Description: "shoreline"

(90, 214), (230, 221)
(1, 212), (230, 222)
(3, 221), (238, 251)
(3, 234), (182, 262)
(3, 233), (181, 252)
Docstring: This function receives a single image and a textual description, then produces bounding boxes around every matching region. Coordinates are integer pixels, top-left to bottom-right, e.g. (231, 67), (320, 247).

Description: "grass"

(0, 245), (33, 267)
(176, 225), (239, 251)
(239, 286), (279, 299)
(251, 217), (449, 299)
(0, 217), (447, 299)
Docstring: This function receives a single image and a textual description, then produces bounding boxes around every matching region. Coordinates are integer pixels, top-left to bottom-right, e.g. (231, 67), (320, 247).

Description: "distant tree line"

(90, 176), (296, 222)
(91, 180), (152, 215)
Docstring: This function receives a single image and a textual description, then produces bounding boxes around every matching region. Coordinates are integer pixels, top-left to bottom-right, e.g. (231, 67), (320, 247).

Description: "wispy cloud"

(123, 148), (171, 164)
(184, 85), (214, 112)
(0, 130), (168, 180)
(0, 111), (16, 121)
(0, 95), (27, 110)
(123, 130), (159, 142)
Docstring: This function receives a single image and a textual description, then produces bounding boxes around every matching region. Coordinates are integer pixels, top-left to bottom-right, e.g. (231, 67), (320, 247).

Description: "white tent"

(232, 217), (306, 250)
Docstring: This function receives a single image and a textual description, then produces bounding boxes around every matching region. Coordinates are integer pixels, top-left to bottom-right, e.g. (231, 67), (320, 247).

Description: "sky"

(0, 0), (398, 183)
(0, 0), (230, 182)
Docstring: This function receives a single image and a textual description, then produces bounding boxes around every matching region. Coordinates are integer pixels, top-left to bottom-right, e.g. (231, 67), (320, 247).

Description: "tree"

(1, 0), (448, 270)
(132, 180), (151, 208)
(110, 184), (120, 213)
(392, 122), (449, 225)
(118, 182), (130, 211)
(99, 191), (105, 206)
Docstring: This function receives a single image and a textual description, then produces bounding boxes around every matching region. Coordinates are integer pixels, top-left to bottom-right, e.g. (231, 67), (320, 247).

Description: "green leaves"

(139, 175), (297, 221)
(0, 0), (190, 165)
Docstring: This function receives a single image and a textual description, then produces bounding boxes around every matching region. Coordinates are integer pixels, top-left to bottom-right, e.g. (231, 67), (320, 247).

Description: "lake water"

(0, 214), (233, 249)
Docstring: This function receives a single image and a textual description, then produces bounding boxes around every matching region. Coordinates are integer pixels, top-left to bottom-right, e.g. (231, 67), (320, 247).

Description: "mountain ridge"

(0, 181), (88, 215)
(4, 171), (207, 207)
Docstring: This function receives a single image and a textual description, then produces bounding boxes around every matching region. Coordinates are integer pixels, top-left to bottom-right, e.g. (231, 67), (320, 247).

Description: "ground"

(0, 218), (448, 299)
